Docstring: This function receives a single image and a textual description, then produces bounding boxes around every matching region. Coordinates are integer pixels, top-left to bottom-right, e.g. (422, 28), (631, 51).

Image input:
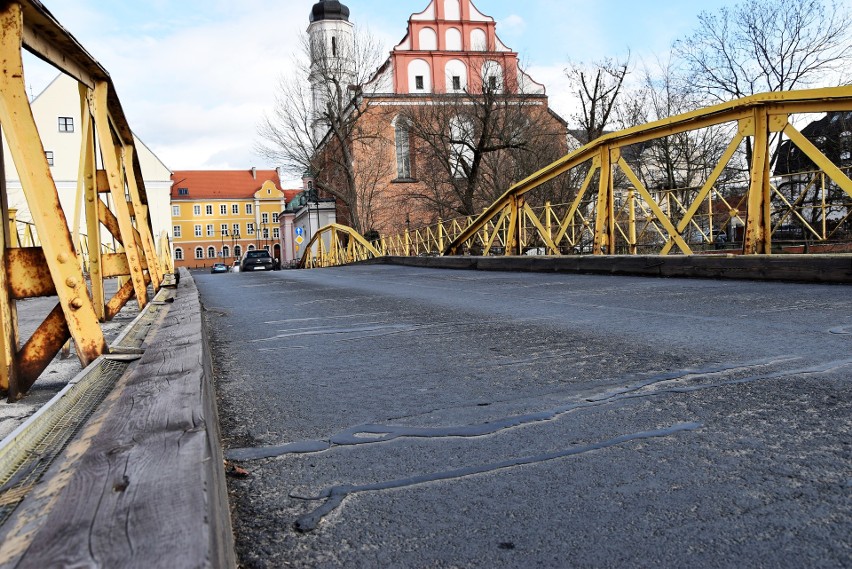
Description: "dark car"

(240, 250), (274, 272)
(210, 262), (229, 274)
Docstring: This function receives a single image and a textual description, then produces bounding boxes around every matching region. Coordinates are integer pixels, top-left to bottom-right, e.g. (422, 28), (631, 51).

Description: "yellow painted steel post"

(437, 219), (444, 254)
(7, 209), (18, 248)
(122, 147), (163, 289)
(545, 201), (555, 254)
(708, 187), (714, 245)
(0, 4), (106, 374)
(594, 147), (614, 255)
(744, 111), (772, 254)
(821, 173), (827, 240)
(0, 126), (19, 393)
(91, 81), (149, 309)
(405, 225), (411, 256)
(79, 85), (105, 320)
(628, 189), (637, 255)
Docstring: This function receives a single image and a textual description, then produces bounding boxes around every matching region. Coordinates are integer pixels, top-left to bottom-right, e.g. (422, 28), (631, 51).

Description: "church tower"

(308, 1), (355, 141)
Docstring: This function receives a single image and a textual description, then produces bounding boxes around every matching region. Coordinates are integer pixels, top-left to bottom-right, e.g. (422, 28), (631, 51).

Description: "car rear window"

(246, 251), (271, 258)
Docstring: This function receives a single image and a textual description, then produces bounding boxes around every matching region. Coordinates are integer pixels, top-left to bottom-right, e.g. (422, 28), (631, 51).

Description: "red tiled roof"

(170, 169), (283, 200)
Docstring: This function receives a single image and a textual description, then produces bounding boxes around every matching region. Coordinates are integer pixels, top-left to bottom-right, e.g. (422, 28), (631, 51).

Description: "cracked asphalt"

(194, 265), (852, 568)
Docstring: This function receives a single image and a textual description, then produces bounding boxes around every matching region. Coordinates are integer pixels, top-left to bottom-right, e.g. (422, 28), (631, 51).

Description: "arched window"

(418, 27), (437, 50)
(446, 28), (462, 51)
(445, 59), (467, 92)
(471, 29), (487, 51)
(234, 245), (242, 257)
(394, 116), (412, 179)
(408, 59), (432, 93)
(482, 60), (504, 93)
(207, 247), (216, 259)
(174, 248), (184, 261)
(195, 247), (204, 259)
(443, 0), (460, 20)
(248, 244), (256, 251)
(222, 245), (230, 258)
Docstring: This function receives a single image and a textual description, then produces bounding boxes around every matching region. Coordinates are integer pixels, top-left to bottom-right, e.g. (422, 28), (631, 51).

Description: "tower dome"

(309, 1), (350, 23)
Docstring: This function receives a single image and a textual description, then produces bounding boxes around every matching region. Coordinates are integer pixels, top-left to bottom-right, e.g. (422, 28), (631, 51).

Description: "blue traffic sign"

(295, 227), (304, 237)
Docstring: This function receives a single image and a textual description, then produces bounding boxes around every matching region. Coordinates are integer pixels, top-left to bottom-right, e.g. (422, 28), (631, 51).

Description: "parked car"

(210, 262), (229, 274)
(240, 250), (274, 272)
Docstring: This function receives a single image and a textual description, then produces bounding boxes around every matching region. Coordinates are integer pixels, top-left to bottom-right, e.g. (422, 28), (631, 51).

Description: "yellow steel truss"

(445, 87), (852, 256)
(0, 2), (167, 398)
(299, 224), (382, 268)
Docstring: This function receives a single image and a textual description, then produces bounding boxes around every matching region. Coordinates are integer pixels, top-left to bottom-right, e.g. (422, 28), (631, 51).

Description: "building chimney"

(251, 167), (257, 180)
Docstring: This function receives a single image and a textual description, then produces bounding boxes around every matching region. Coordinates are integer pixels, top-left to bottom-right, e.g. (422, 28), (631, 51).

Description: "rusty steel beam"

(0, 4), (107, 378)
(0, 1), (166, 397)
(14, 303), (70, 399)
(6, 248), (55, 299)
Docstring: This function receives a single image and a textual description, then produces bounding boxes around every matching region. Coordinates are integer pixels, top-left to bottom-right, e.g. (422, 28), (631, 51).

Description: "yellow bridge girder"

(299, 224), (382, 269)
(0, 1), (169, 399)
(445, 87), (852, 257)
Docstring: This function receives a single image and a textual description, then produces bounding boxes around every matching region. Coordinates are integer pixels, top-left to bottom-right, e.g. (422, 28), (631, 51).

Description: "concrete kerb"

(0, 268), (236, 568)
(360, 254), (852, 283)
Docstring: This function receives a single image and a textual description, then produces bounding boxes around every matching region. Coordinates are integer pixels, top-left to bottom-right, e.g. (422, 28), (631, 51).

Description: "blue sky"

(25, 0), (740, 172)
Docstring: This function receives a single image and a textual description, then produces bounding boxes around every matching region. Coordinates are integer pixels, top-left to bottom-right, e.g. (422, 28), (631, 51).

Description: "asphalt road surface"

(195, 266), (851, 568)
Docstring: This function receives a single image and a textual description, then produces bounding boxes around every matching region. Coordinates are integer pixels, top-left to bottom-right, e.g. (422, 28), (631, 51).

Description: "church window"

(452, 76), (461, 90)
(394, 117), (412, 180)
(416, 76), (424, 90)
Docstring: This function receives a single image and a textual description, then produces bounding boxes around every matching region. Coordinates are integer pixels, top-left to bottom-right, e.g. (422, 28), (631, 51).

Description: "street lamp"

(232, 230), (241, 263)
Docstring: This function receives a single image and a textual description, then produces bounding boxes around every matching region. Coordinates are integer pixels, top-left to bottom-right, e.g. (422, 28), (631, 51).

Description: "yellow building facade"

(170, 170), (296, 269)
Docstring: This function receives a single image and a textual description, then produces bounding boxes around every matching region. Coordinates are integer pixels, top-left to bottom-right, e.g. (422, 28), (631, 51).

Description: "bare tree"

(564, 55), (630, 144)
(256, 27), (389, 232)
(398, 63), (569, 220)
(674, 0), (852, 103)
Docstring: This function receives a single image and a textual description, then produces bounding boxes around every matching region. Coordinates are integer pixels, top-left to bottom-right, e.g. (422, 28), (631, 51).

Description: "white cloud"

(497, 14), (526, 35)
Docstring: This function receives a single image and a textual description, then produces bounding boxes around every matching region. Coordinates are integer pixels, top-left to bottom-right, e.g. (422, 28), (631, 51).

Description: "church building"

(301, 0), (568, 243)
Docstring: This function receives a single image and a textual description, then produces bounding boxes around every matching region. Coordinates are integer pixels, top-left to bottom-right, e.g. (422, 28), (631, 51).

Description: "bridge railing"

(368, 160), (851, 259)
(0, 1), (166, 398)
(440, 87), (852, 256)
(299, 224), (382, 268)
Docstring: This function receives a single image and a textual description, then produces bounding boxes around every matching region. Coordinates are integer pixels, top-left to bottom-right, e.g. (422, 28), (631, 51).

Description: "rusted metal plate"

(6, 247), (55, 299)
(101, 253), (130, 279)
(14, 303), (71, 399)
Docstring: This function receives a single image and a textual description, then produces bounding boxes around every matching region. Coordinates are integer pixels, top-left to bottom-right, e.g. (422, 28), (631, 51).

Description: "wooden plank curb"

(0, 268), (236, 568)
